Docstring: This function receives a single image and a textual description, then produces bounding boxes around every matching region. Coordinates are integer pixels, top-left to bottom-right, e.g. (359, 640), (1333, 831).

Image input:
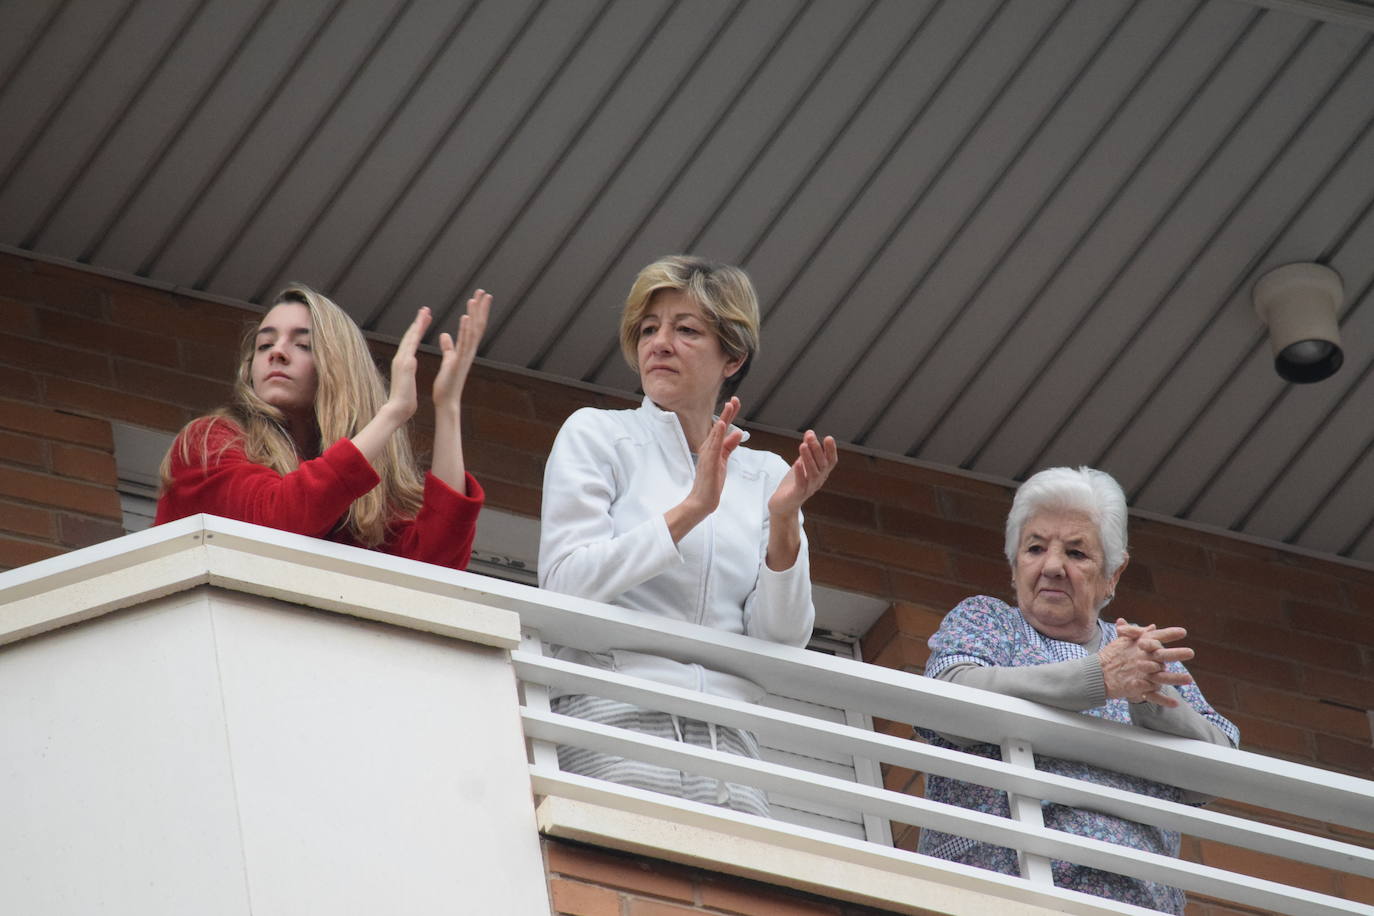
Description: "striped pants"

(551, 694), (770, 818)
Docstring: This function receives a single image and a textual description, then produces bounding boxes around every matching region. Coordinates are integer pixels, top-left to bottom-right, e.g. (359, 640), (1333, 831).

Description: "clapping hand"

(1099, 619), (1195, 707)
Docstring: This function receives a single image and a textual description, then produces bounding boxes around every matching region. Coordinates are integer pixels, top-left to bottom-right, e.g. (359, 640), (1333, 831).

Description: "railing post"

(1001, 737), (1053, 885)
(519, 628), (561, 773)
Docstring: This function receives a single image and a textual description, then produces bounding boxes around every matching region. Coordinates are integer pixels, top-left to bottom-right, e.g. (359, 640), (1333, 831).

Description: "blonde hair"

(162, 284), (423, 547)
(619, 255), (761, 399)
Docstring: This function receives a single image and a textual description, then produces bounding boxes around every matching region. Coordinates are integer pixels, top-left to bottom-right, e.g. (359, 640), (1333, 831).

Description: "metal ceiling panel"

(5, 0), (1374, 566)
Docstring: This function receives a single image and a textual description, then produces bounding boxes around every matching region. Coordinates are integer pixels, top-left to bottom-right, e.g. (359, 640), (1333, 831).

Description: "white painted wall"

(0, 585), (549, 916)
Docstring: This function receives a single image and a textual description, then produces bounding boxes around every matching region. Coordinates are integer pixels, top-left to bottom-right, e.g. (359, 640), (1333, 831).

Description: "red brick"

(0, 295), (38, 335)
(1117, 560), (1154, 594)
(39, 310), (183, 369)
(466, 405), (560, 453)
(626, 901), (698, 916)
(888, 571), (970, 612)
(1152, 567), (1286, 623)
(1223, 619), (1363, 672)
(1190, 671), (1236, 710)
(1127, 526), (1210, 573)
(461, 438), (546, 489)
(935, 486), (1011, 529)
(0, 466), (120, 519)
(892, 602), (948, 640)
(825, 459), (938, 512)
(801, 489), (876, 529)
(1186, 639), (1300, 690)
(5, 266), (106, 317)
(1313, 732), (1374, 776)
(812, 523), (948, 576)
(545, 840), (694, 902)
(0, 500), (56, 538)
(869, 632), (929, 673)
(1197, 841), (1339, 896)
(699, 873), (841, 915)
(1211, 552), (1345, 607)
(0, 399), (112, 448)
(808, 551), (887, 597)
(0, 333), (113, 385)
(57, 512), (126, 549)
(464, 370), (537, 417)
(45, 377), (186, 432)
(1226, 712), (1312, 761)
(50, 442), (117, 486)
(109, 290), (248, 349)
(179, 336), (241, 380)
(0, 535), (64, 569)
(1236, 685), (1370, 741)
(0, 365), (39, 401)
(475, 477), (542, 519)
(1289, 601), (1374, 646)
(859, 607), (899, 664)
(0, 429), (46, 468)
(950, 552), (1014, 598)
(877, 505), (1002, 557)
(548, 877), (620, 916)
(1300, 668), (1374, 711)
(115, 360), (230, 413)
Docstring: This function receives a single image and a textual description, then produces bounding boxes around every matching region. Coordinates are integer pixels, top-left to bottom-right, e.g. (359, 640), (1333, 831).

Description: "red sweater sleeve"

(377, 472), (485, 570)
(154, 418), (379, 537)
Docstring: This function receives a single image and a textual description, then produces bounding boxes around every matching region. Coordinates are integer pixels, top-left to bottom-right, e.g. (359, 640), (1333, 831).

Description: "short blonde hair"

(619, 255), (760, 399)
(163, 284), (423, 547)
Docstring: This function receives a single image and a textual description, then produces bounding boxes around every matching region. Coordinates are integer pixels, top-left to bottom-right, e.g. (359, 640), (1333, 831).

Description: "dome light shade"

(1252, 262), (1344, 384)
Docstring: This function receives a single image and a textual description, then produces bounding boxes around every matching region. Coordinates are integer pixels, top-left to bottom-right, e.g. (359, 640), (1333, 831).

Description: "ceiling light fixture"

(1252, 262), (1344, 383)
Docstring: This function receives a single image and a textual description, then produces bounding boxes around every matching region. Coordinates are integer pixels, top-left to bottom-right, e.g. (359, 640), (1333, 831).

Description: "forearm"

(349, 402), (409, 466)
(428, 403), (465, 491)
(765, 510), (801, 571)
(1129, 688), (1234, 745)
(939, 658), (1106, 711)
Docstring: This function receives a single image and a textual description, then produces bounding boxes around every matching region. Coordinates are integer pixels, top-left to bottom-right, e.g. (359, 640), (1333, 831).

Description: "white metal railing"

(509, 588), (1374, 916)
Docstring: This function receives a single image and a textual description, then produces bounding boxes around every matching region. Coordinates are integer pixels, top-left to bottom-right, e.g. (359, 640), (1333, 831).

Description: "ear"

(1108, 550), (1129, 591)
(723, 355), (745, 379)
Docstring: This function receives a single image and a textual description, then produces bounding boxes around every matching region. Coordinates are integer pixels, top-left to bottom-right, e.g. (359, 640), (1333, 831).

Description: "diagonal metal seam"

(957, 15), (1227, 474)
(1113, 27), (1370, 505)
(344, 0), (617, 331)
(517, 0), (822, 375)
(1175, 67), (1374, 525)
(247, 0), (483, 304)
(0, 0), (139, 197)
(441, 0), (725, 352)
(323, 0), (550, 308)
(580, 0), (925, 386)
(740, 0), (1012, 421)
(136, 0), (349, 279)
(21, 0), (214, 250)
(79, 0), (280, 265)
(1009, 9), (1302, 480)
(0, 0), (74, 162)
(192, 0), (423, 292)
(878, 0), (1151, 457)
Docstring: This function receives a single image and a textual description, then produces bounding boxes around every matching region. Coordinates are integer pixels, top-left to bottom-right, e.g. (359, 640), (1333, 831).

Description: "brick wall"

(2, 251), (1370, 912)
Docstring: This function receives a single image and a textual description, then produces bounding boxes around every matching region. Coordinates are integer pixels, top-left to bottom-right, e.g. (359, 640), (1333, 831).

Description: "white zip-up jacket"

(539, 397), (816, 702)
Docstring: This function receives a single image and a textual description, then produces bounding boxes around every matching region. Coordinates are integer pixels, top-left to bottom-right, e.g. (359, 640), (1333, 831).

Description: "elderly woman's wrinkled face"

(1012, 509), (1124, 644)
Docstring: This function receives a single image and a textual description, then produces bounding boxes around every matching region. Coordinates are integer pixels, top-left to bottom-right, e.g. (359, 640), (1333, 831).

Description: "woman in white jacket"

(538, 255), (838, 816)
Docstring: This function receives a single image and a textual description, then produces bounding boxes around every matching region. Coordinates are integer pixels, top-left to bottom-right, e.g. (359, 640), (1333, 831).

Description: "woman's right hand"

(664, 397), (744, 543)
(1099, 620), (1195, 706)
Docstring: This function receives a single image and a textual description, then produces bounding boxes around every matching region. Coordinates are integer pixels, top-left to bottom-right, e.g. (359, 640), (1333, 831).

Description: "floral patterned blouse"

(917, 595), (1239, 914)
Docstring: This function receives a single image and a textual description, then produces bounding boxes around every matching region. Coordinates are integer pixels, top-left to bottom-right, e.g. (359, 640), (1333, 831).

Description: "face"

(636, 289), (742, 415)
(1012, 509), (1125, 644)
(250, 302), (318, 421)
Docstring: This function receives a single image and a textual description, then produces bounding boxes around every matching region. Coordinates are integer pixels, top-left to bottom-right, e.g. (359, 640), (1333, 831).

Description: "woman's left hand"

(767, 429), (839, 517)
(1100, 620), (1195, 706)
(433, 289), (491, 411)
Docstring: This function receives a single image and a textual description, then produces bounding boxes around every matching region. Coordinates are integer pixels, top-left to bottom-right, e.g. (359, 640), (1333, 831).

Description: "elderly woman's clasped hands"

(1099, 620), (1196, 707)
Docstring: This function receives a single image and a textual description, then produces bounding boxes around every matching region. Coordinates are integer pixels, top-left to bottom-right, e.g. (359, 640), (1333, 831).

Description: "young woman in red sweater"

(156, 284), (488, 570)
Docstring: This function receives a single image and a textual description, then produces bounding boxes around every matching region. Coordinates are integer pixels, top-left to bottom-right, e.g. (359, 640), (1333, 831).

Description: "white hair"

(1004, 466), (1128, 575)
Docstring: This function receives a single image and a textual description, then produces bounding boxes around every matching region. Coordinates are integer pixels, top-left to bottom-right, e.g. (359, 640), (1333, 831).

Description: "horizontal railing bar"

(523, 709), (1372, 916)
(506, 608), (1374, 832)
(514, 651), (1374, 879)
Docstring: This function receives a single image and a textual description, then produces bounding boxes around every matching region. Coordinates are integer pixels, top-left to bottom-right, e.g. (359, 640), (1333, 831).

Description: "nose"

(648, 324), (673, 353)
(1042, 546), (1066, 577)
(267, 338), (291, 363)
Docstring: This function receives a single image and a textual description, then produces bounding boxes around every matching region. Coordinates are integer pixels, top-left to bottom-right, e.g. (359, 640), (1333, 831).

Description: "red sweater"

(155, 418), (483, 570)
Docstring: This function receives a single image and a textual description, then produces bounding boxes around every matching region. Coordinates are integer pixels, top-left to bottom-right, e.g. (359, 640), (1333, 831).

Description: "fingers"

(718, 396), (740, 427)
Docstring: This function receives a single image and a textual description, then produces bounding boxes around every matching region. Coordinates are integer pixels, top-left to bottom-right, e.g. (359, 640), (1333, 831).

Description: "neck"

(284, 413), (318, 461)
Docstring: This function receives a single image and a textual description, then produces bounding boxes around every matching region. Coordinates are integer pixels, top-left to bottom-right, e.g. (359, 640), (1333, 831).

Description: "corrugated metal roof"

(4, 0), (1374, 564)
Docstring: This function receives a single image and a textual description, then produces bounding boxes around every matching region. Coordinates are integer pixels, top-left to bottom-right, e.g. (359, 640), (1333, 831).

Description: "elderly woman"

(919, 466), (1238, 913)
(538, 255), (837, 816)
